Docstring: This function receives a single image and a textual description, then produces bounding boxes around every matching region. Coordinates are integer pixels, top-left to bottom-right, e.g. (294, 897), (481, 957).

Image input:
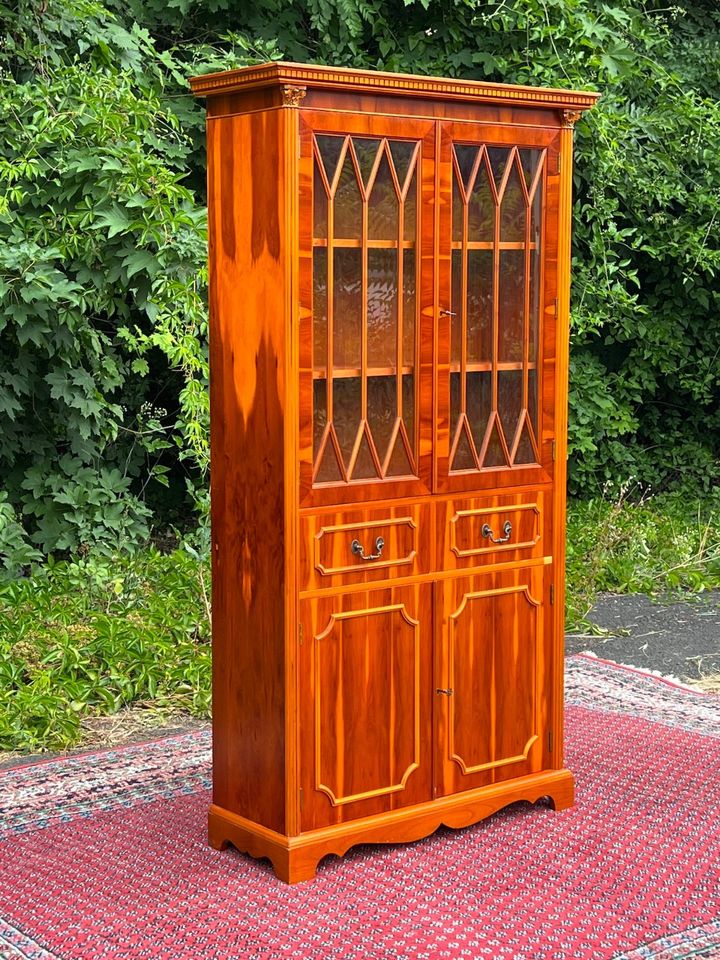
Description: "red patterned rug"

(2, 654), (720, 960)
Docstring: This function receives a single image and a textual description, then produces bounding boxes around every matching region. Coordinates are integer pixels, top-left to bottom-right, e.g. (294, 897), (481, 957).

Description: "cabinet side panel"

(208, 109), (289, 833)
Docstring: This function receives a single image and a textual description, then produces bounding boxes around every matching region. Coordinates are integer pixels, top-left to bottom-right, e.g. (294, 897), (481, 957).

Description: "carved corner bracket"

(561, 109), (583, 129)
(281, 84), (307, 107)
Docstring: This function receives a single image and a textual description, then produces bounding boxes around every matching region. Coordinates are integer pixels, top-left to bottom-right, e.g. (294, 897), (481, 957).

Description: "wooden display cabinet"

(190, 62), (598, 883)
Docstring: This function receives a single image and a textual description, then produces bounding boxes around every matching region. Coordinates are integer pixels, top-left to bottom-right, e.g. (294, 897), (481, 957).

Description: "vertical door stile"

(325, 138), (338, 477)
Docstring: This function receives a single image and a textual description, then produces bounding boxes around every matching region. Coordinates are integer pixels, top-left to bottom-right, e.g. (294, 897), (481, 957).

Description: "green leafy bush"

(0, 546), (211, 751)
(1, 0), (720, 561)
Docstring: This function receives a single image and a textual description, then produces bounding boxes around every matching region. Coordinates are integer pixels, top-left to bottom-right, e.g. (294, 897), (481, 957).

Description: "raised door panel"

(299, 110), (436, 507)
(435, 565), (551, 796)
(435, 121), (560, 494)
(299, 583), (432, 830)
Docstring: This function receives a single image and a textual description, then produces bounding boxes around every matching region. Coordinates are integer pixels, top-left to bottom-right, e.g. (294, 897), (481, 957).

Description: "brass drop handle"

(351, 536), (385, 561)
(481, 520), (512, 544)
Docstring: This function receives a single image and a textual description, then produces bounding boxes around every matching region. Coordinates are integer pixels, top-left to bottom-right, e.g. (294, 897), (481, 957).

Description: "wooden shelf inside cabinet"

(192, 59), (598, 884)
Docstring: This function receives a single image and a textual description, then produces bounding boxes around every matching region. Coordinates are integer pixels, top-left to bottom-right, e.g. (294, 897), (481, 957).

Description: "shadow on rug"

(1, 655), (719, 960)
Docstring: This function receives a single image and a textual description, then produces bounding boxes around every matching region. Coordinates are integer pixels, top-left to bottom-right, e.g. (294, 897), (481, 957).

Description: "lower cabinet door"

(435, 564), (551, 796)
(299, 583), (433, 831)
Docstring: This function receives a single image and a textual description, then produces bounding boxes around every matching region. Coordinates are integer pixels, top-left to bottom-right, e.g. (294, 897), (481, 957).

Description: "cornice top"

(189, 61), (600, 112)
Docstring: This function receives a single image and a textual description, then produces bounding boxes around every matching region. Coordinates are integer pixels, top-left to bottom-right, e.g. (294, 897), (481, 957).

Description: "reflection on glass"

(498, 370), (523, 448)
(402, 373), (415, 452)
(314, 163), (327, 240)
(500, 162), (526, 242)
(334, 151), (362, 240)
(313, 248), (327, 370)
(367, 376), (396, 457)
(451, 248), (462, 365)
(333, 378), (362, 465)
(333, 249), (362, 368)
(529, 184), (542, 365)
(498, 250), (524, 363)
(404, 170), (417, 242)
(467, 249), (493, 364)
(468, 162), (494, 244)
(367, 249), (398, 368)
(403, 248), (416, 367)
(311, 135), (421, 485)
(316, 135), (344, 183)
(352, 138), (381, 188)
(369, 151), (398, 242)
(466, 371), (492, 461)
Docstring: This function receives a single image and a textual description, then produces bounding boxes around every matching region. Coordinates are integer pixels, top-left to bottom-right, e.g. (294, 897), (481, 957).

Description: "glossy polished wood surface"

(298, 582), (433, 830)
(195, 62), (598, 882)
(207, 107), (292, 833)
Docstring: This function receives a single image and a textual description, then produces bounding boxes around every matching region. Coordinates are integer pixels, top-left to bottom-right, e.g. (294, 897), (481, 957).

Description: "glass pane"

(403, 166), (417, 242)
(451, 421), (475, 472)
(466, 371), (492, 459)
(313, 248), (327, 370)
(313, 380), (327, 461)
(334, 150), (362, 240)
(353, 428), (380, 479)
(467, 249), (493, 364)
(386, 434), (414, 477)
(482, 418), (507, 468)
(390, 141), (416, 191)
(316, 135), (344, 184)
(352, 137), (382, 189)
(487, 146), (509, 187)
(529, 183), (542, 365)
(519, 148), (543, 190)
(498, 370), (523, 450)
(333, 249), (362, 369)
(468, 161), (494, 244)
(402, 373), (415, 452)
(498, 250), (525, 363)
(367, 249), (398, 368)
(451, 248), (462, 364)
(450, 372), (461, 454)
(367, 375), (396, 463)
(452, 171), (464, 244)
(403, 248), (416, 367)
(333, 378), (361, 464)
(314, 161), (327, 240)
(528, 368), (538, 441)
(454, 144), (479, 192)
(368, 151), (398, 242)
(500, 161), (526, 242)
(514, 419), (536, 464)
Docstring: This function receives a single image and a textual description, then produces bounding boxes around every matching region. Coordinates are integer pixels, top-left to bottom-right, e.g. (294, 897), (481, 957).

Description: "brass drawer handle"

(481, 520), (512, 544)
(351, 536), (385, 561)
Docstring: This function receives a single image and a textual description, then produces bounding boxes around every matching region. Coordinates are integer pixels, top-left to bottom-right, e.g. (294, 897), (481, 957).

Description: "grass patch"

(566, 485), (720, 628)
(0, 548), (211, 753)
(2, 487), (718, 755)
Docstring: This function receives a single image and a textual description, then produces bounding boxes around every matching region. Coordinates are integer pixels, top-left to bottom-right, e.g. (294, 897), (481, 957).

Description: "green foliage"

(0, 0), (209, 556)
(566, 485), (720, 627)
(0, 546), (211, 751)
(1, 0), (720, 564)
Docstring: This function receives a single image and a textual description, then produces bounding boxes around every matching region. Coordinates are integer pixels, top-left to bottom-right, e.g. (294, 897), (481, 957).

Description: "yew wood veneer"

(190, 61), (599, 883)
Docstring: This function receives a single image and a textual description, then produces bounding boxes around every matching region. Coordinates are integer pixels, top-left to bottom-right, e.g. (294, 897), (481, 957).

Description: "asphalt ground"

(566, 591), (720, 681)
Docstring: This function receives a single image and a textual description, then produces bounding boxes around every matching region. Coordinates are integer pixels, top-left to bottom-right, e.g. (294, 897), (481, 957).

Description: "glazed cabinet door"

(299, 111), (436, 507)
(434, 564), (552, 796)
(436, 121), (561, 494)
(299, 583), (433, 830)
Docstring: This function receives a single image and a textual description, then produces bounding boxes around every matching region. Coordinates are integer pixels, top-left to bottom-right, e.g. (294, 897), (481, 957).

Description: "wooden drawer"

(300, 503), (432, 592)
(436, 491), (548, 571)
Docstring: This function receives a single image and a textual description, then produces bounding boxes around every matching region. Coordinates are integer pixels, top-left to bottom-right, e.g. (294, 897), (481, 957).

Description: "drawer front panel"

(437, 491), (548, 571)
(301, 503), (432, 592)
